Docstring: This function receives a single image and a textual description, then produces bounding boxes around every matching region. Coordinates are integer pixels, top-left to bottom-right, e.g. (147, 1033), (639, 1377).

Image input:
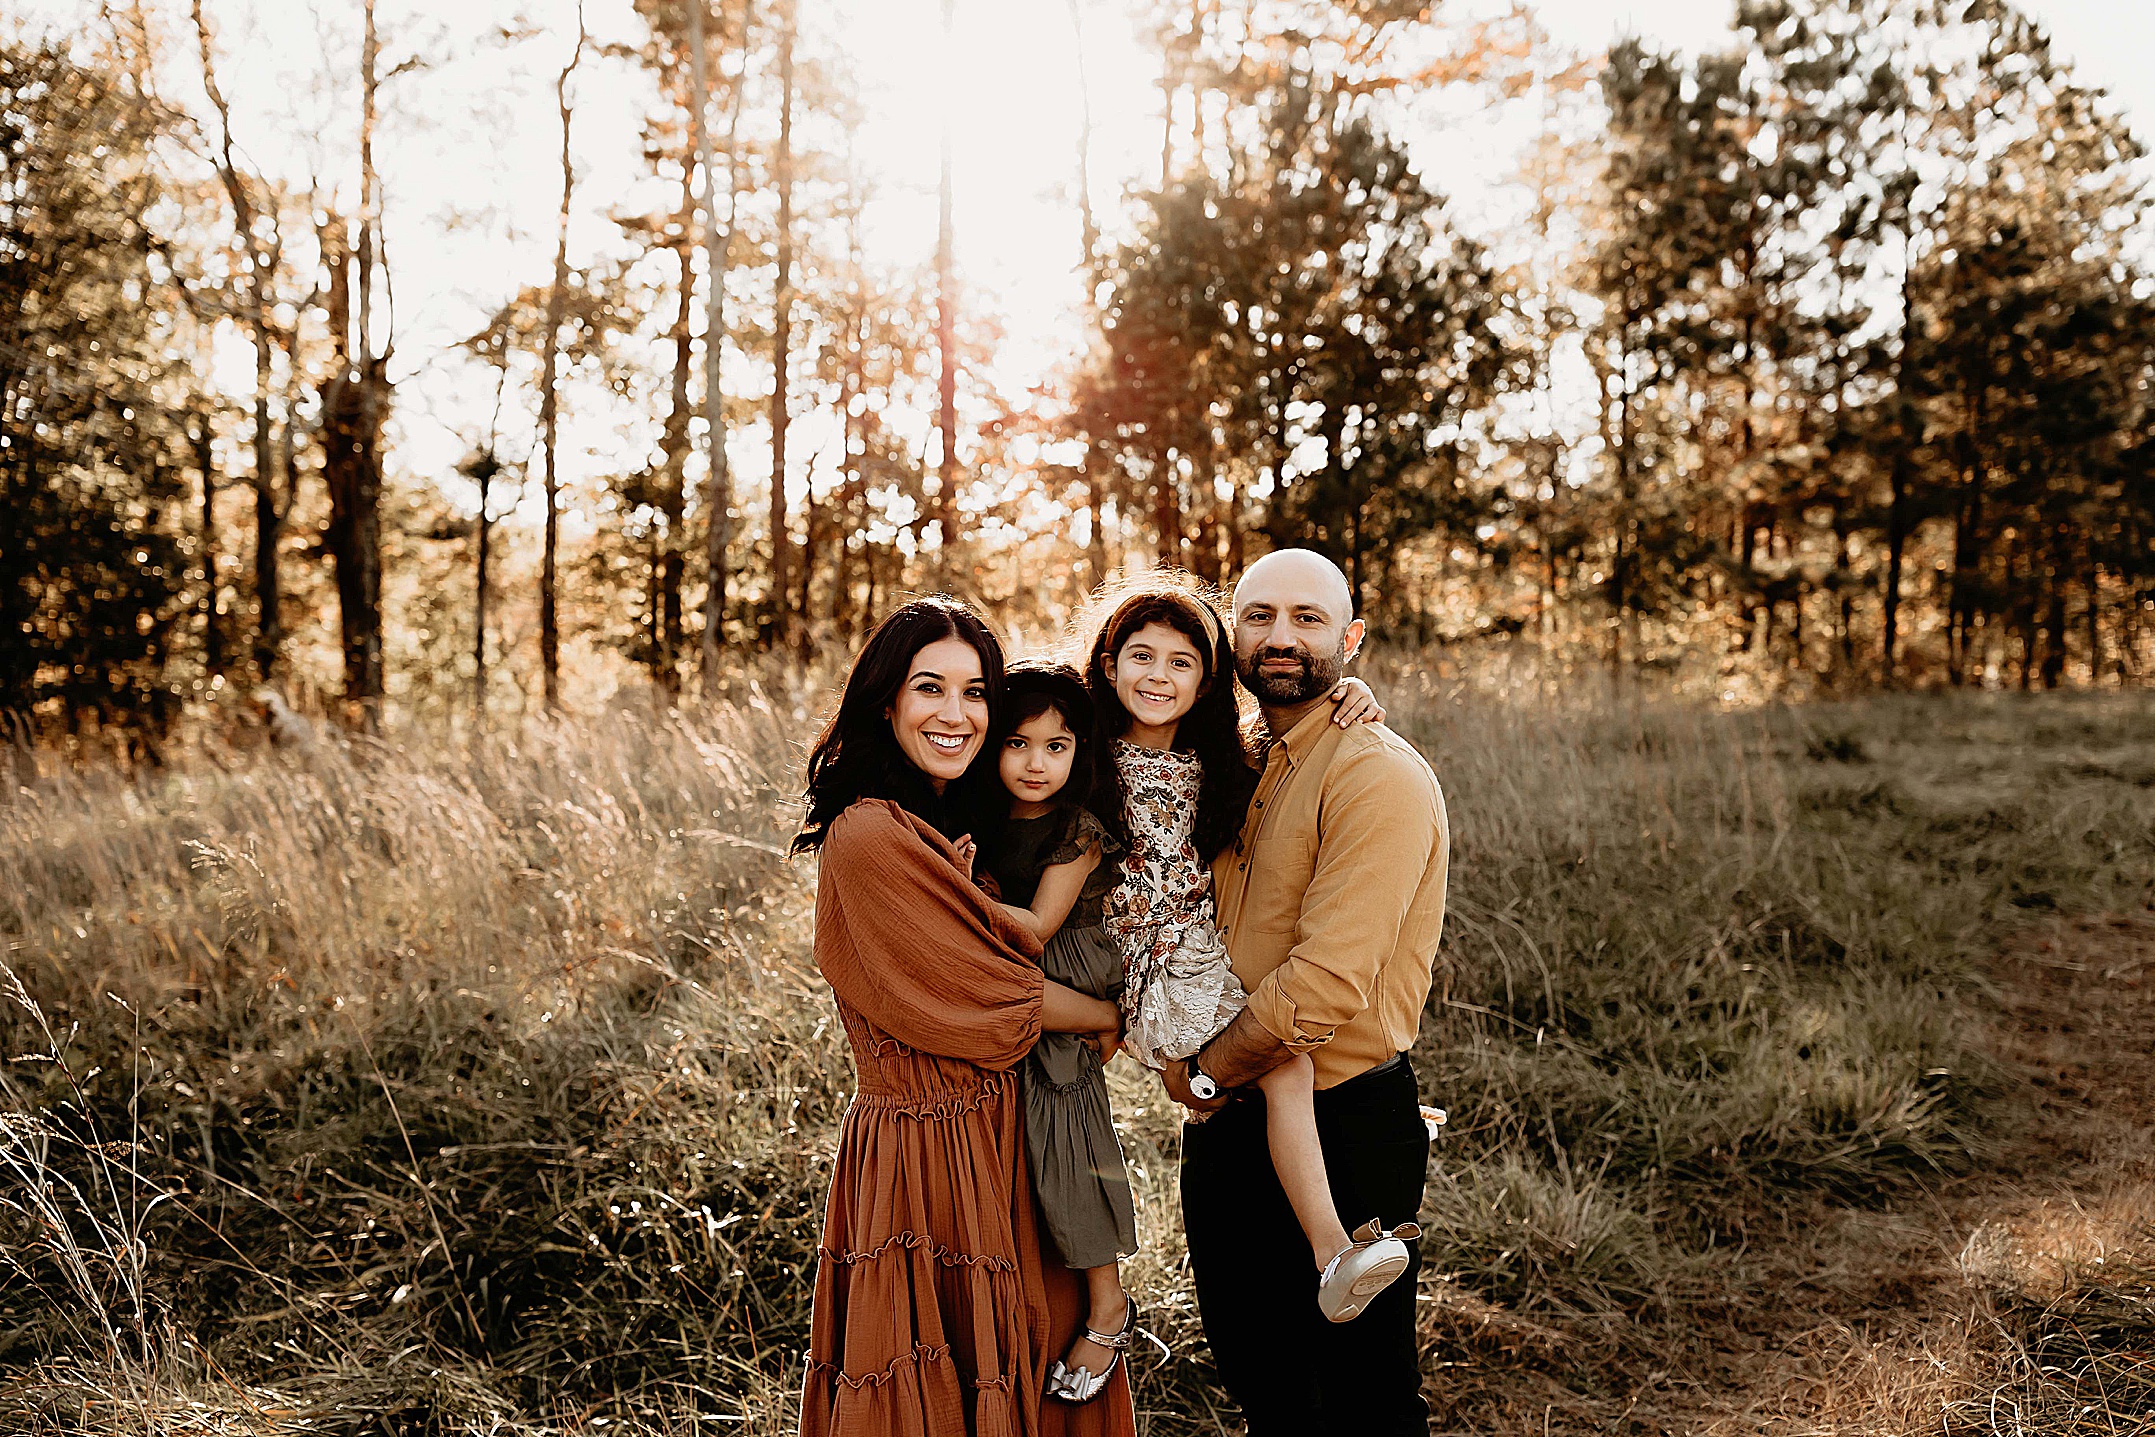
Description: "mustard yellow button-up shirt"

(1211, 704), (1450, 1090)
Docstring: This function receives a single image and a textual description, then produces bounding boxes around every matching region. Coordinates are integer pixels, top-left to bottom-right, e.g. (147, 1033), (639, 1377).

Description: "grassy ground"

(0, 670), (2150, 1434)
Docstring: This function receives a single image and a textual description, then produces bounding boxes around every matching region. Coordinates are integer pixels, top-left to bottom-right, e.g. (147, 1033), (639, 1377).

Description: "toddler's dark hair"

(996, 662), (1098, 811)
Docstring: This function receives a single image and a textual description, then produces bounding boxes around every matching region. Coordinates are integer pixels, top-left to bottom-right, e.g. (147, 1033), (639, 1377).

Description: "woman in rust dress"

(794, 597), (1139, 1437)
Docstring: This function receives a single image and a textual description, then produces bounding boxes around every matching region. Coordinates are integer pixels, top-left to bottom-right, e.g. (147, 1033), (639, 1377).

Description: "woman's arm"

(817, 803), (1045, 1070)
(997, 843), (1102, 941)
(1043, 979), (1120, 1039)
(1329, 676), (1386, 727)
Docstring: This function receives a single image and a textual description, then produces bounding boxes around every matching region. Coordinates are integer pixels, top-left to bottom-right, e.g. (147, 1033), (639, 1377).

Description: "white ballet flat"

(1317, 1218), (1421, 1323)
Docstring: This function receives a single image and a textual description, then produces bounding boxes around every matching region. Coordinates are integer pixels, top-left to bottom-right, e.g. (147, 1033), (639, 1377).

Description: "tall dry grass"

(1, 669), (2150, 1433)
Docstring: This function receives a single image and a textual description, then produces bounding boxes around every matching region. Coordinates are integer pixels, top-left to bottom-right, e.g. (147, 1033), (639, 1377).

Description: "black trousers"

(1180, 1055), (1430, 1436)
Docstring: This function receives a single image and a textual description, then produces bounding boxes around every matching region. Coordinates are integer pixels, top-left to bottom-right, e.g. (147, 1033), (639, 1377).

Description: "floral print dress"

(1103, 742), (1249, 1071)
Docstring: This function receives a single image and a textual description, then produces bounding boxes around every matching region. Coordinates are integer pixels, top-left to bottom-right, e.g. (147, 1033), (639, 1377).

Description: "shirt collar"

(1262, 702), (1338, 770)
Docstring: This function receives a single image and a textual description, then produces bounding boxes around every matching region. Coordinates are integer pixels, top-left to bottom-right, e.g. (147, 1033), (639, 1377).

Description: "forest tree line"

(4, 0), (2153, 745)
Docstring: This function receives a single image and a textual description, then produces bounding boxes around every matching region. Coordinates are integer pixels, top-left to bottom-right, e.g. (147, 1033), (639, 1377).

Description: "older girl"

(1088, 583), (1416, 1340)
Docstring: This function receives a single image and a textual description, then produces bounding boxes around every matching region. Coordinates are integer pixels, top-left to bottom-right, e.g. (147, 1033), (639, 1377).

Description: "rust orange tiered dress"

(802, 799), (1137, 1437)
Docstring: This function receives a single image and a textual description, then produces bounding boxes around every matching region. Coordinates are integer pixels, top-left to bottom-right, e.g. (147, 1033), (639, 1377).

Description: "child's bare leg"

(1254, 1054), (1353, 1267)
(1062, 1262), (1130, 1374)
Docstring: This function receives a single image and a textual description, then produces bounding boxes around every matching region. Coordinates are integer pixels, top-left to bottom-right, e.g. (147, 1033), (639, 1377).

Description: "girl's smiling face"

(1000, 708), (1078, 817)
(1106, 621), (1207, 748)
(886, 637), (989, 790)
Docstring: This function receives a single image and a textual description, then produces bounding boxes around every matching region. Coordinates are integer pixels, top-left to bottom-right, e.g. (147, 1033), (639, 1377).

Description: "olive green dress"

(989, 805), (1140, 1271)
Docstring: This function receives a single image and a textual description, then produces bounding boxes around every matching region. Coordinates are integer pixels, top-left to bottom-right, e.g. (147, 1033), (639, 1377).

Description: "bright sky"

(18, 0), (2155, 515)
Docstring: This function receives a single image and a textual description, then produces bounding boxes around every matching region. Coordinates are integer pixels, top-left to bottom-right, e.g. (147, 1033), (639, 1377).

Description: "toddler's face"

(1001, 709), (1078, 812)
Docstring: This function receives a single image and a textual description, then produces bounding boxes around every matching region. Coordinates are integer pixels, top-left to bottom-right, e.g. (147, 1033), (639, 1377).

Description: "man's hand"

(1164, 1057), (1229, 1116)
(1192, 1009), (1295, 1091)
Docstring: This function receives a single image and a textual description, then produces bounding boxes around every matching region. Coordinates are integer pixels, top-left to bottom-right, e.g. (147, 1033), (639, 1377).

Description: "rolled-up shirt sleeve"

(1244, 746), (1441, 1052)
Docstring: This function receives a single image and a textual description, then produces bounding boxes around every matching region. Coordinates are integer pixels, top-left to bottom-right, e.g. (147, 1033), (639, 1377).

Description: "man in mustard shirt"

(1165, 548), (1450, 1435)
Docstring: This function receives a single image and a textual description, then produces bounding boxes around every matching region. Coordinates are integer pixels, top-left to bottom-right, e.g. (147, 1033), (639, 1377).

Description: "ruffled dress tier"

(804, 799), (1137, 1437)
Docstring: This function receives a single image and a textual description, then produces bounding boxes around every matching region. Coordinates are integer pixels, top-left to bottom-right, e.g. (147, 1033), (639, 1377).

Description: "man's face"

(1232, 575), (1364, 706)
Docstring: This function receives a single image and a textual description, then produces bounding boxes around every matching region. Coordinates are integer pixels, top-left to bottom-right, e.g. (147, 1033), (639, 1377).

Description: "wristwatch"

(1185, 1052), (1219, 1101)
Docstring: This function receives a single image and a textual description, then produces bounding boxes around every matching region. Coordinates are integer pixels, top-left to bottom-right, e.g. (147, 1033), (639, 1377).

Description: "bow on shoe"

(1316, 1218), (1422, 1324)
(1045, 1298), (1141, 1404)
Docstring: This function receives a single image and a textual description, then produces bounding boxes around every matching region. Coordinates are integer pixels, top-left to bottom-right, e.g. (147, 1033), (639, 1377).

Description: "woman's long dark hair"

(793, 597), (1007, 855)
(994, 663), (1099, 821)
(1084, 587), (1256, 862)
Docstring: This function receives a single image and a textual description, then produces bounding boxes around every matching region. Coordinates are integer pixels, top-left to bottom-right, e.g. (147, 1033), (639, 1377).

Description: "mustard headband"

(1109, 588), (1222, 653)
(1171, 592), (1224, 651)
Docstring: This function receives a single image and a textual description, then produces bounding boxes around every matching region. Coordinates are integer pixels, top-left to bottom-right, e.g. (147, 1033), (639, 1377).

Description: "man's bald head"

(1234, 548), (1355, 625)
(1230, 548), (1366, 710)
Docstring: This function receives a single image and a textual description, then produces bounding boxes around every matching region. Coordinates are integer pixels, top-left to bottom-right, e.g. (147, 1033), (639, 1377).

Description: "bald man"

(1165, 548), (1450, 1435)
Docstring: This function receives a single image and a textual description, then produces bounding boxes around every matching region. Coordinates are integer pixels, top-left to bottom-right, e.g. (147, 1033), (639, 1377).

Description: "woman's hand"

(951, 833), (978, 879)
(1328, 676), (1385, 727)
(1084, 1019), (1123, 1066)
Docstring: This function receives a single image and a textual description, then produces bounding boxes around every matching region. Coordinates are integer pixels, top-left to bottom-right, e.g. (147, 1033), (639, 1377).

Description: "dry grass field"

(2, 662), (2151, 1435)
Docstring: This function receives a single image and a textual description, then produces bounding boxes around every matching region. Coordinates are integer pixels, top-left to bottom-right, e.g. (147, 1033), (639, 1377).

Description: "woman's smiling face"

(887, 637), (989, 790)
(1106, 621), (1206, 745)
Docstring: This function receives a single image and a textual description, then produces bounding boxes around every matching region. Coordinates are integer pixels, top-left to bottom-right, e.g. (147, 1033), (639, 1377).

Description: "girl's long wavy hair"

(1083, 582), (1256, 863)
(793, 597), (1007, 855)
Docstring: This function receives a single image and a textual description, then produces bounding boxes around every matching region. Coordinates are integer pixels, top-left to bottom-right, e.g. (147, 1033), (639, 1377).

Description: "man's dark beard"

(1236, 642), (1345, 705)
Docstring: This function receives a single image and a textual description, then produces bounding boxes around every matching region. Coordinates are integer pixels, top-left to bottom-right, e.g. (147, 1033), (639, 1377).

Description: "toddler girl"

(981, 665), (1142, 1402)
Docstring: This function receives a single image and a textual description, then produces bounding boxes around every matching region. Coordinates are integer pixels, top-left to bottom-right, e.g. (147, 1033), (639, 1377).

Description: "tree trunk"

(1348, 494), (1367, 619)
(1834, 513), (1855, 677)
(1611, 322), (1637, 675)
(1159, 25), (1176, 186)
(2086, 561), (2104, 685)
(833, 176), (865, 639)
(471, 432), (501, 720)
(321, 3), (391, 727)
(692, 0), (744, 688)
(1948, 381), (1986, 685)
(796, 481), (817, 660)
(1225, 464), (1245, 579)
(1789, 582), (1805, 671)
(1191, 453), (1220, 584)
(474, 473), (491, 713)
(190, 3), (284, 685)
(191, 410), (224, 678)
(934, 0), (959, 570)
(1070, 0), (1109, 589)
(321, 203), (384, 725)
(1153, 450), (1183, 568)
(769, 0), (797, 648)
(1882, 255), (1917, 685)
(1883, 448), (1910, 685)
(862, 539), (881, 636)
(2041, 540), (2068, 690)
(658, 162), (696, 697)
(250, 385), (280, 684)
(536, 11), (584, 711)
